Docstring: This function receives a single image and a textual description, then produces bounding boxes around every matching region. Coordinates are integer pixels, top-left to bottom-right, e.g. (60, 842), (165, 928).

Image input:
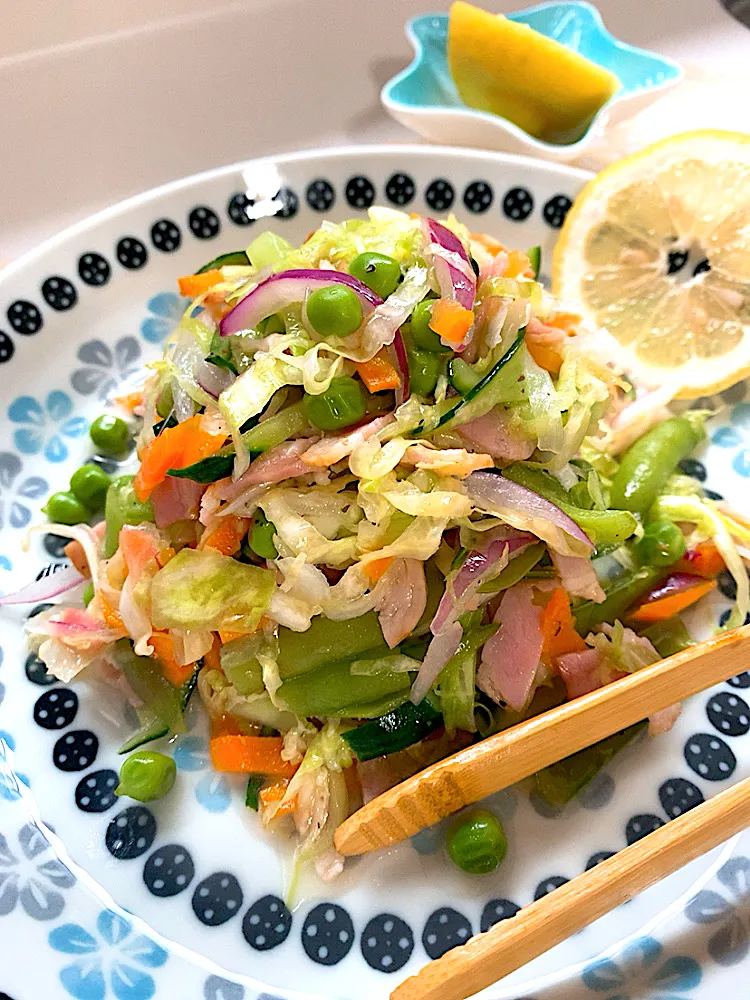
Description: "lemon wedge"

(552, 130), (750, 399)
(447, 0), (619, 143)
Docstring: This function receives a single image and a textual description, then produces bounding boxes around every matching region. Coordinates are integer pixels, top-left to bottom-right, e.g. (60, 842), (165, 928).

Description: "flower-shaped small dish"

(382, 2), (683, 162)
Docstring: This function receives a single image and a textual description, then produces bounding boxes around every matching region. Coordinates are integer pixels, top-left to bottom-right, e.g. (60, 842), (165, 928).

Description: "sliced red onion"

(410, 620), (463, 705)
(219, 269), (383, 338)
(0, 565), (84, 605)
(195, 358), (236, 399)
(457, 409), (535, 461)
(633, 572), (708, 607)
(422, 219), (476, 312)
(431, 527), (533, 635)
(465, 471), (594, 557)
(390, 329), (410, 405)
(241, 439), (312, 486)
(477, 584), (543, 711)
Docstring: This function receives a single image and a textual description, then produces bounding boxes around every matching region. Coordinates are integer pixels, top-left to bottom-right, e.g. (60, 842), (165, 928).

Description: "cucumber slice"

(447, 357), (481, 396)
(197, 250), (250, 274)
(526, 245), (541, 279)
(343, 698), (443, 761)
(436, 328), (526, 430)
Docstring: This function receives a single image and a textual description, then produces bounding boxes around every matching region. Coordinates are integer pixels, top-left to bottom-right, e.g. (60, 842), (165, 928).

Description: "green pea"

(609, 415), (705, 514)
(70, 463), (111, 510)
(303, 376), (366, 431)
(408, 347), (442, 397)
(89, 414), (131, 457)
(349, 252), (401, 298)
(82, 582), (95, 606)
(250, 511), (278, 560)
(635, 519), (687, 567)
(116, 750), (176, 802)
(306, 285), (363, 338)
(43, 491), (89, 525)
(410, 300), (449, 352)
(446, 809), (507, 875)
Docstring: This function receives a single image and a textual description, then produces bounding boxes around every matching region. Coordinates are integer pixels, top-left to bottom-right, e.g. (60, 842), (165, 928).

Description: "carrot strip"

(201, 515), (251, 556)
(675, 541), (725, 579)
(428, 299), (474, 344)
(203, 634), (222, 673)
(526, 338), (563, 375)
(113, 390), (145, 412)
(150, 631), (194, 686)
(210, 735), (298, 777)
(98, 592), (125, 632)
(470, 232), (507, 255)
(628, 579), (716, 624)
(505, 250), (532, 279)
(218, 629), (247, 644)
(541, 587), (587, 664)
(211, 714), (243, 739)
(64, 539), (90, 578)
(259, 778), (297, 816)
(364, 556), (395, 583)
(355, 349), (402, 393)
(178, 269), (223, 297)
(134, 413), (227, 501)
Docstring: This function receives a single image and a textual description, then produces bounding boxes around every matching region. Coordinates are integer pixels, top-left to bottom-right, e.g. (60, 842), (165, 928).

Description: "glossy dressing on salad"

(13, 207), (750, 884)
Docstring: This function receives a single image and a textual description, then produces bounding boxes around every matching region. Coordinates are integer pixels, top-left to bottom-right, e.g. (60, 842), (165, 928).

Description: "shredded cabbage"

(586, 621), (661, 673)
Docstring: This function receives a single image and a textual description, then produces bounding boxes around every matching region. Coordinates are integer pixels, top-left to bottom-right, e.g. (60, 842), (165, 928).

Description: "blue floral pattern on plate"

(711, 403), (750, 477)
(173, 736), (231, 814)
(49, 910), (168, 1000)
(140, 293), (189, 344)
(8, 391), (88, 462)
(71, 338), (142, 402)
(0, 823), (75, 921)
(0, 451), (48, 530)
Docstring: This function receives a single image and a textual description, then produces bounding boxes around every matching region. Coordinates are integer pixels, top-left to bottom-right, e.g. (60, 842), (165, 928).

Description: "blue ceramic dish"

(382, 2), (683, 161)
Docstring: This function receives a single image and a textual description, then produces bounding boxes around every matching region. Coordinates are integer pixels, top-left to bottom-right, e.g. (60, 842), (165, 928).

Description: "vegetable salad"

(13, 207), (750, 881)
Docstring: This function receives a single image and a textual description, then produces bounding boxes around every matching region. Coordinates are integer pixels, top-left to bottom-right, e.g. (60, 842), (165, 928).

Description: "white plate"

(1, 145), (749, 1000)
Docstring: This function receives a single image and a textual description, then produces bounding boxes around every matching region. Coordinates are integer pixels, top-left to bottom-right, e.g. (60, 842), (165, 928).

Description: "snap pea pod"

(574, 566), (663, 635)
(640, 618), (694, 657)
(609, 415), (706, 514)
(277, 649), (411, 718)
(534, 721), (646, 806)
(478, 543), (545, 594)
(503, 464), (638, 549)
(104, 476), (154, 558)
(111, 640), (186, 735)
(220, 637), (264, 696)
(342, 697), (443, 761)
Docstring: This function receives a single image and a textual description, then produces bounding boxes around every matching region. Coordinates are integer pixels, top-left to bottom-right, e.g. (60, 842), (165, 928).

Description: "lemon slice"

(447, 1), (619, 144)
(553, 130), (750, 399)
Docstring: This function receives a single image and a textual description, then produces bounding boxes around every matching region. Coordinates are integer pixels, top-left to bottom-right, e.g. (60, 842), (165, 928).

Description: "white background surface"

(1, 0), (749, 260)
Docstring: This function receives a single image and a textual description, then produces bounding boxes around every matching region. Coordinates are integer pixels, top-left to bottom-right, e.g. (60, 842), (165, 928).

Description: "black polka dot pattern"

(586, 851), (616, 870)
(302, 903), (355, 965)
(534, 876), (568, 900)
(53, 730), (98, 772)
(658, 777), (704, 819)
(78, 252), (111, 287)
(41, 276), (77, 311)
(707, 691), (750, 736)
(189, 206), (220, 239)
(385, 173), (415, 206)
(242, 894), (292, 951)
(345, 176), (375, 210)
(43, 534), (69, 559)
(150, 219), (182, 253)
(480, 899), (520, 932)
(106, 806), (157, 860)
(425, 178), (455, 212)
(626, 814), (664, 844)
(7, 300), (43, 335)
(0, 332), (14, 364)
(227, 193), (255, 227)
(361, 913), (413, 973)
(192, 872), (243, 926)
(306, 179), (335, 212)
(703, 488), (724, 501)
(116, 237), (148, 270)
(422, 908), (472, 960)
(275, 187), (298, 219)
(728, 672), (750, 689)
(685, 733), (736, 781)
(34, 689), (78, 730)
(143, 844), (195, 897)
(25, 652), (55, 686)
(35, 562), (66, 583)
(503, 187), (534, 222)
(718, 570), (740, 600)
(678, 458), (707, 482)
(27, 602), (53, 620)
(543, 194), (573, 229)
(463, 181), (493, 213)
(75, 769), (118, 813)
